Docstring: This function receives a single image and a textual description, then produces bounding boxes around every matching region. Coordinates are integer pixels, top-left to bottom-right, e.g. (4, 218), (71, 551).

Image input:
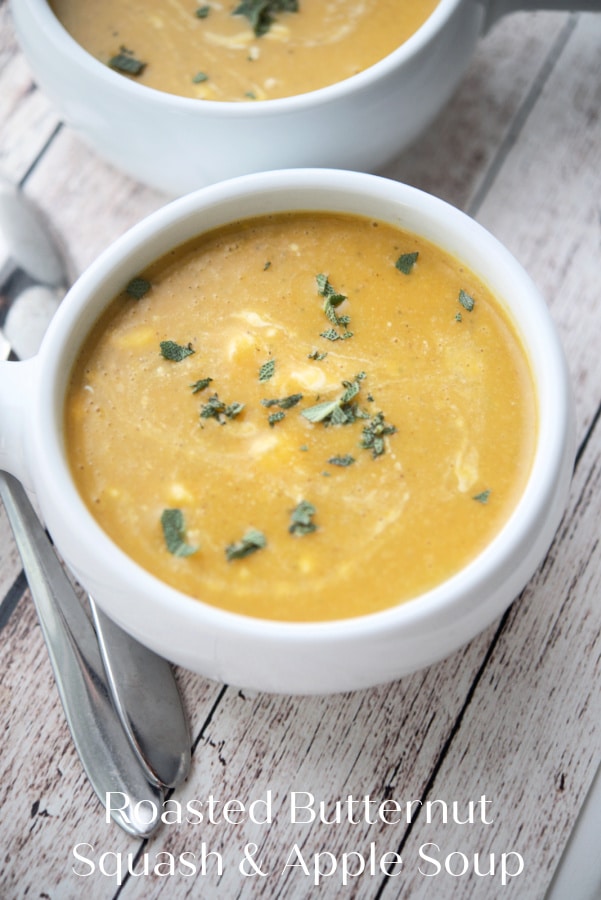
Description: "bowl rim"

(33, 168), (573, 644)
(23, 0), (462, 113)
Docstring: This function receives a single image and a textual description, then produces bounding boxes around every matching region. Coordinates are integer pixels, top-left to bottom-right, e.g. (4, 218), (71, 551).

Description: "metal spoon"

(0, 178), (190, 799)
(90, 599), (191, 788)
(0, 470), (165, 838)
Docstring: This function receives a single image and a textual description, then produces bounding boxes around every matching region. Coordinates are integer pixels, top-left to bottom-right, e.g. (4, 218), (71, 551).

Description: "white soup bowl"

(0, 169), (575, 694)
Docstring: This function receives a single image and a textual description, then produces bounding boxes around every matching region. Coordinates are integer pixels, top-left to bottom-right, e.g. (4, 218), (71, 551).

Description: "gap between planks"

(19, 121), (63, 189)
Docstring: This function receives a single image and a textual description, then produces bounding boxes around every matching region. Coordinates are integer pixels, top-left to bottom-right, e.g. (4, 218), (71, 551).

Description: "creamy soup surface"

(50, 0), (440, 101)
(65, 212), (536, 622)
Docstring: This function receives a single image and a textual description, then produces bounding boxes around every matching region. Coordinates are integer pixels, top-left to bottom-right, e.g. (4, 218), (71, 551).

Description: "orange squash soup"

(50, 0), (440, 101)
(64, 212), (536, 622)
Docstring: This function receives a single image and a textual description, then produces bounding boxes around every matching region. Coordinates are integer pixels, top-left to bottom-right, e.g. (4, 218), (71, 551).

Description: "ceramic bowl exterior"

(12, 0), (484, 195)
(13, 0), (596, 195)
(0, 170), (575, 694)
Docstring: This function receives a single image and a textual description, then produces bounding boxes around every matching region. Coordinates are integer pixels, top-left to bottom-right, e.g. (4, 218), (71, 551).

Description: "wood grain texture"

(475, 12), (601, 435)
(382, 11), (571, 210)
(0, 589), (226, 898)
(0, 3), (60, 185)
(0, 5), (599, 899)
(115, 629), (498, 899)
(23, 129), (166, 277)
(0, 504), (24, 602)
(384, 404), (601, 899)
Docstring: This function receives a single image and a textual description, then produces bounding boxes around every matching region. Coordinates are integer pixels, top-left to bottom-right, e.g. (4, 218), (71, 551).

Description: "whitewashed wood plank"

(0, 6), (61, 184)
(0, 594), (143, 897)
(474, 12), (601, 435)
(23, 129), (166, 277)
(381, 12), (570, 210)
(383, 397), (601, 900)
(0, 592), (224, 898)
(112, 629), (498, 899)
(0, 506), (24, 601)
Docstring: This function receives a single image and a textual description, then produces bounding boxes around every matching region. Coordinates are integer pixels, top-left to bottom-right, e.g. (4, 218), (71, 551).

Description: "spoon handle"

(0, 471), (164, 838)
(88, 596), (191, 789)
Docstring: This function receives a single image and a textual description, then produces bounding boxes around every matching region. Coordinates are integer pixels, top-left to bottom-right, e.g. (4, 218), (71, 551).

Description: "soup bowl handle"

(0, 357), (39, 490)
(485, 0), (599, 30)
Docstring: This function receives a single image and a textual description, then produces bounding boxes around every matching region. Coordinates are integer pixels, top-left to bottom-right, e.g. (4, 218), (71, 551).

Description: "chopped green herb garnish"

(226, 528), (266, 561)
(278, 393), (303, 409)
(233, 0), (298, 37)
(301, 373), (366, 425)
(323, 293), (349, 326)
(200, 393), (244, 423)
(317, 274), (350, 322)
(301, 398), (344, 424)
(125, 276), (151, 300)
(195, 5), (211, 17)
(160, 340), (195, 361)
(299, 444), (309, 451)
(161, 509), (198, 557)
(455, 312), (463, 322)
(109, 50), (146, 76)
(315, 273), (332, 296)
(190, 377), (213, 393)
(320, 328), (343, 342)
(395, 252), (419, 275)
(340, 373), (365, 403)
(192, 71), (209, 83)
(458, 289), (475, 312)
(315, 274), (353, 340)
(245, 91), (257, 99)
(473, 489), (491, 504)
(320, 328), (353, 342)
(259, 359), (276, 382)
(328, 454), (355, 467)
(263, 260), (271, 270)
(308, 349), (327, 360)
(268, 410), (286, 426)
(359, 411), (397, 458)
(261, 393), (303, 410)
(200, 394), (225, 419)
(289, 500), (317, 536)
